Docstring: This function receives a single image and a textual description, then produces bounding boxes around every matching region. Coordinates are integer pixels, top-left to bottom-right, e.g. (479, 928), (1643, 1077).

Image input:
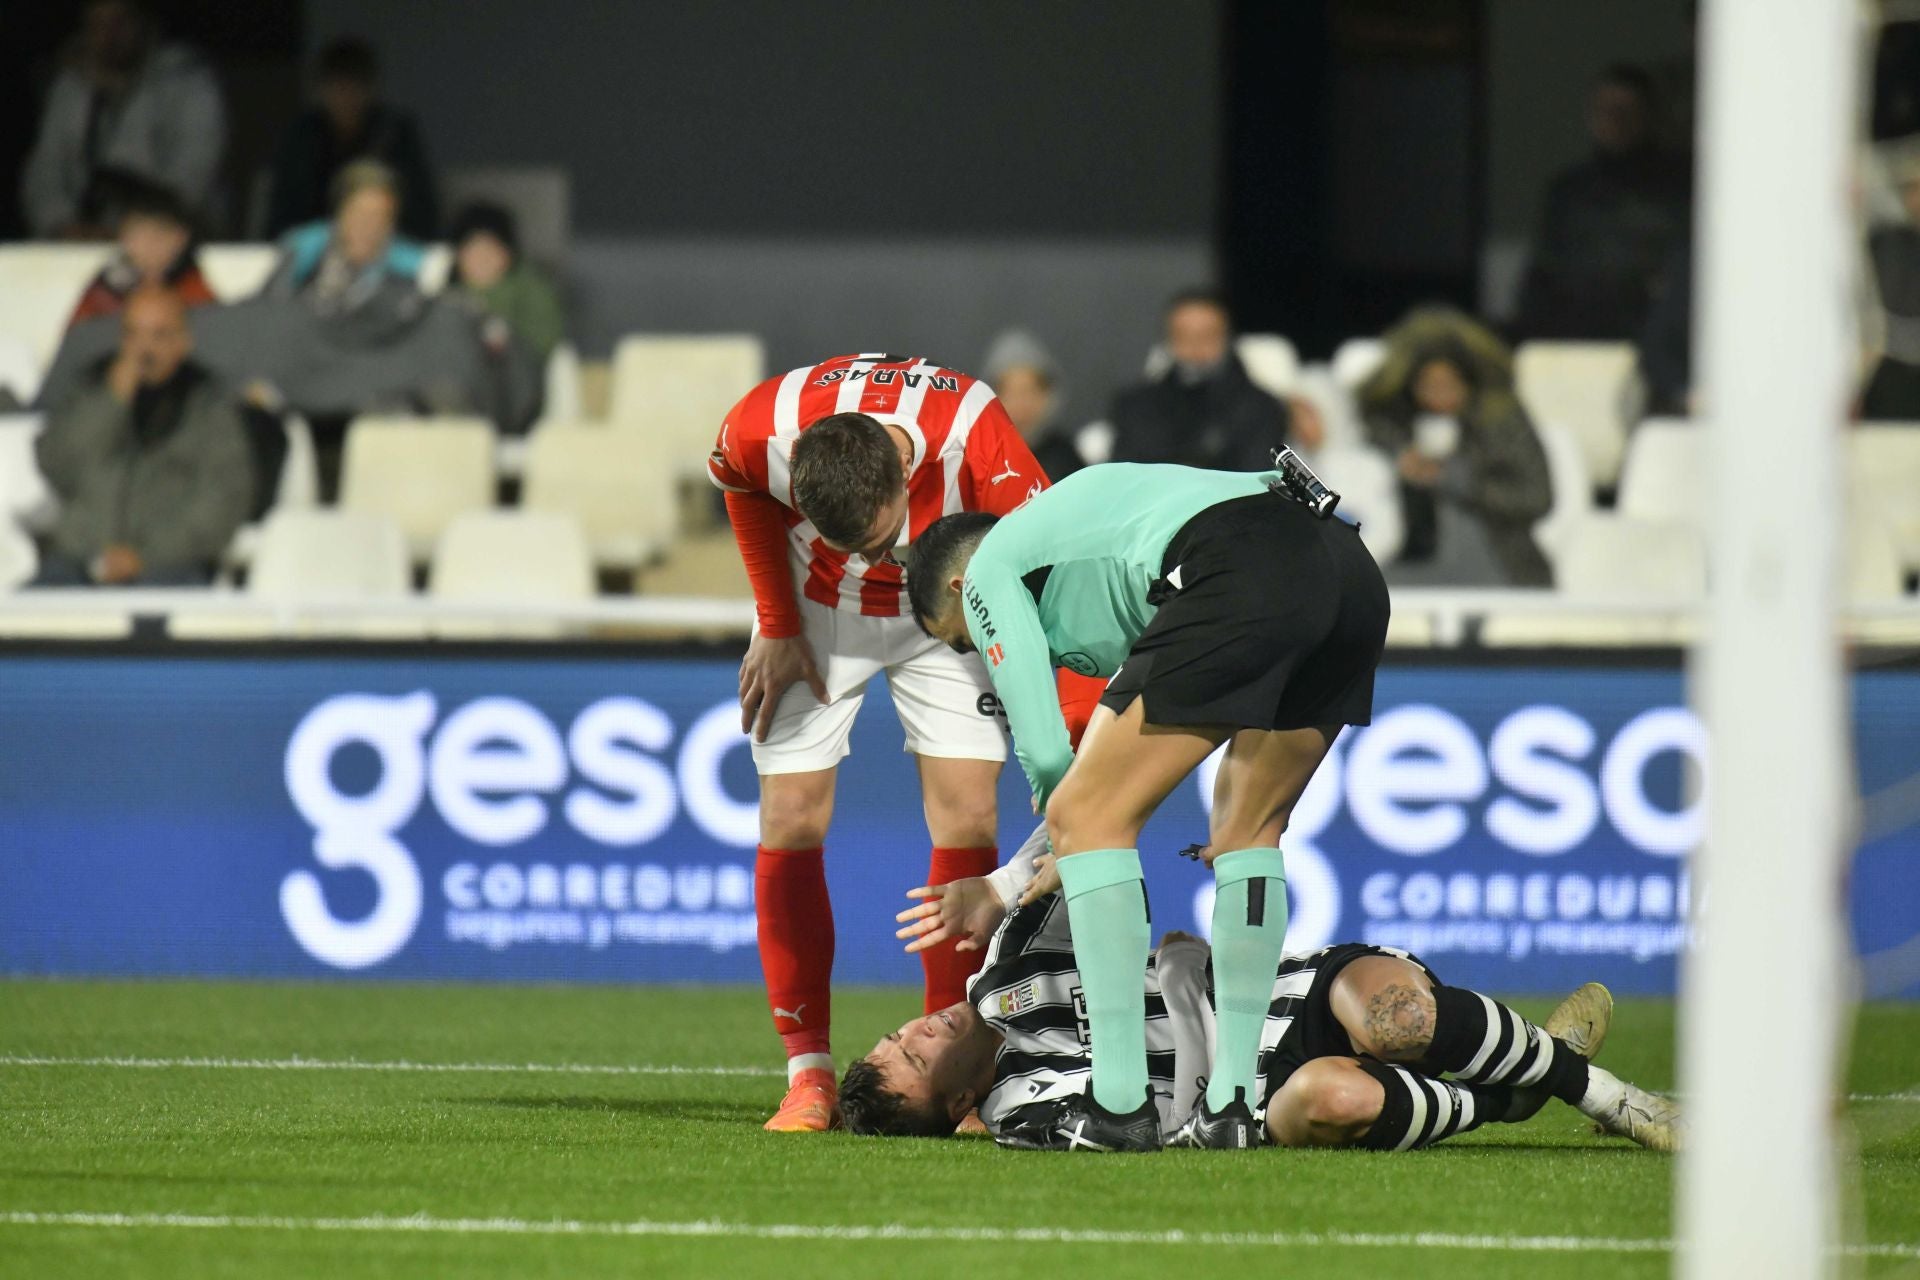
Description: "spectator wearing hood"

(1515, 64), (1690, 340)
(982, 329), (1083, 481)
(1359, 307), (1554, 587)
(66, 179), (217, 330)
(449, 203), (565, 361)
(32, 285), (252, 586)
(266, 37), (440, 241)
(1107, 289), (1317, 471)
(20, 0), (228, 239)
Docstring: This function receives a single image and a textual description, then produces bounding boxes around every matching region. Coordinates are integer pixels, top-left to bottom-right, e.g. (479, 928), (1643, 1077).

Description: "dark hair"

(789, 413), (902, 547)
(113, 174), (192, 234)
(1165, 286), (1230, 323)
(449, 202), (519, 257)
(838, 1058), (957, 1137)
(317, 36), (378, 84)
(906, 512), (997, 631)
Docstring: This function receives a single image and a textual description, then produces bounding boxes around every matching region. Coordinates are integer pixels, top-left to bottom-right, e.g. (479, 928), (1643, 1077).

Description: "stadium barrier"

(2, 629), (1915, 998)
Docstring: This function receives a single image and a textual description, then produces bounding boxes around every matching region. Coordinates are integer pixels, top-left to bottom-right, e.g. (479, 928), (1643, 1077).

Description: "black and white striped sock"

(1354, 1063), (1492, 1151)
(1421, 985), (1589, 1103)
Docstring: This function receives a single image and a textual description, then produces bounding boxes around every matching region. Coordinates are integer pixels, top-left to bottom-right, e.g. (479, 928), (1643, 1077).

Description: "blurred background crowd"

(0, 0), (1916, 628)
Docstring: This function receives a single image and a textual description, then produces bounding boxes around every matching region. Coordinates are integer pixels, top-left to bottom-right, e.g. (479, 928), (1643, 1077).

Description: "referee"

(906, 460), (1388, 1151)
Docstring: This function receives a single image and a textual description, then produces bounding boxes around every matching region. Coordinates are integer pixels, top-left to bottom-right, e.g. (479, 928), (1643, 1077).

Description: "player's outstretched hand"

(1017, 853), (1062, 907)
(738, 632), (829, 742)
(896, 876), (1006, 954)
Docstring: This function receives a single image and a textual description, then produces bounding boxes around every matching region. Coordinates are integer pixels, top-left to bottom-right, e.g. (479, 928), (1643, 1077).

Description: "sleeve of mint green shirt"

(961, 562), (1075, 813)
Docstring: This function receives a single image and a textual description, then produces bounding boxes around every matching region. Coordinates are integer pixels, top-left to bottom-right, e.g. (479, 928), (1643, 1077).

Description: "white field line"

(0, 1054), (782, 1078)
(0, 1055), (1914, 1103)
(0, 1211), (1914, 1259)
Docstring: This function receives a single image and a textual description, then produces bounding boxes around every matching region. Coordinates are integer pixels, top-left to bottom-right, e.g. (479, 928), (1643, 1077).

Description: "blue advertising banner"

(1, 652), (1916, 996)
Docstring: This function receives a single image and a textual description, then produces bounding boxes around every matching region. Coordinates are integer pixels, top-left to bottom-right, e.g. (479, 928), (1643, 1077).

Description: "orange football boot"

(763, 1067), (840, 1132)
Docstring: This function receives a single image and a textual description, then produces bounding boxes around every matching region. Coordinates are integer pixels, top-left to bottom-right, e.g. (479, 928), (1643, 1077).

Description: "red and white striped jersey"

(708, 353), (1049, 617)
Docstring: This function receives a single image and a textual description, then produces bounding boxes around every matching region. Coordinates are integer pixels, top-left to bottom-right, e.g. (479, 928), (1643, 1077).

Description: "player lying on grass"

(841, 838), (1682, 1153)
(907, 460), (1389, 1149)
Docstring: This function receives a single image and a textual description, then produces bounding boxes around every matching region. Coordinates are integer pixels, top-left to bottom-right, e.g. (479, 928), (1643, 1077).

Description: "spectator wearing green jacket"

(31, 286), (252, 586)
(449, 203), (565, 360)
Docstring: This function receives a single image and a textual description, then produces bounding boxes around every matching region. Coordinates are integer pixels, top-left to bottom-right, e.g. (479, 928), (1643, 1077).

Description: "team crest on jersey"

(995, 981), (1037, 1017)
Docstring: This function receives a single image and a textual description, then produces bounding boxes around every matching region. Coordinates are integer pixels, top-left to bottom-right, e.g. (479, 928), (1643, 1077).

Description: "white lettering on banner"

(279, 692), (759, 969)
(1190, 701), (1709, 960)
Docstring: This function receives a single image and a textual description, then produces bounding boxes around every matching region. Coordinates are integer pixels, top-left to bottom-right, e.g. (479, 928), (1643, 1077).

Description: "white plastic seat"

(0, 244), (113, 374)
(1310, 446), (1404, 566)
(1234, 334), (1301, 398)
(339, 415), (497, 559)
(196, 243), (280, 299)
(0, 336), (42, 405)
(1514, 341), (1640, 488)
(429, 510), (594, 638)
(248, 508), (411, 599)
(1615, 417), (1704, 530)
(1848, 424), (1920, 575)
(0, 413), (54, 531)
(608, 335), (766, 481)
(1481, 515), (1704, 646)
(0, 523), (36, 590)
(543, 342), (584, 422)
(522, 422), (678, 567)
(1531, 419), (1596, 569)
(1330, 337), (1387, 391)
(1847, 510), (1907, 602)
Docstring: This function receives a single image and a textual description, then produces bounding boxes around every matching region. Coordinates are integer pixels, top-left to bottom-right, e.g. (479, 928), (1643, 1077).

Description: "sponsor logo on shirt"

(976, 693), (1005, 718)
(814, 367), (960, 392)
(1059, 652), (1098, 676)
(989, 461), (1022, 486)
(986, 643), (1005, 667)
(964, 582), (996, 640)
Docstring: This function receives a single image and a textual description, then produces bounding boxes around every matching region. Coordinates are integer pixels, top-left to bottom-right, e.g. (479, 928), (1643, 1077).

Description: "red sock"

(755, 845), (833, 1059)
(921, 846), (998, 1013)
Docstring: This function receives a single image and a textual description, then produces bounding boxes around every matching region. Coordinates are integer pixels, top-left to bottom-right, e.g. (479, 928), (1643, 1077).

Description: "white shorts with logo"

(752, 598), (1009, 775)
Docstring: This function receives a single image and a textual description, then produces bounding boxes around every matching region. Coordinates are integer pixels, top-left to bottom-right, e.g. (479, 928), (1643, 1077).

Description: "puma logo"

(989, 461), (1022, 485)
(774, 1004), (807, 1024)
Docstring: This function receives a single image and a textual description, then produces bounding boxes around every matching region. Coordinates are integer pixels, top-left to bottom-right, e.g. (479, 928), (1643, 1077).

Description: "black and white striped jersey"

(967, 897), (1427, 1142)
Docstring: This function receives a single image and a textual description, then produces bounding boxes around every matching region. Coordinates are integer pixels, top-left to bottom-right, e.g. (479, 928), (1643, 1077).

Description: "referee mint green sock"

(1206, 847), (1289, 1112)
(1056, 847), (1151, 1114)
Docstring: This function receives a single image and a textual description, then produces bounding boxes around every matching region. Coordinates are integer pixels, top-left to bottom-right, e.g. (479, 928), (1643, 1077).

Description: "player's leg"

(1194, 725), (1336, 1129)
(1265, 1057), (1505, 1150)
(886, 627), (1008, 1013)
(750, 610), (876, 1132)
(1044, 696), (1228, 1127)
(913, 754), (1000, 1011)
(1328, 954), (1682, 1151)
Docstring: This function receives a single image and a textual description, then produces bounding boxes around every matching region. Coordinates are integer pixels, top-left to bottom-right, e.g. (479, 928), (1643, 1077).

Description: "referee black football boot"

(1166, 1086), (1264, 1150)
(998, 1088), (1162, 1152)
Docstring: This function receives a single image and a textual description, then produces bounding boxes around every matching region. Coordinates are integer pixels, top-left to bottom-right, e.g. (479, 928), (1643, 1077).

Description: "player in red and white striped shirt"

(709, 353), (1098, 1131)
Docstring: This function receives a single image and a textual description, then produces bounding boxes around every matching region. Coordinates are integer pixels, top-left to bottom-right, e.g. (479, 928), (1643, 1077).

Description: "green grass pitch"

(1, 981), (1915, 1279)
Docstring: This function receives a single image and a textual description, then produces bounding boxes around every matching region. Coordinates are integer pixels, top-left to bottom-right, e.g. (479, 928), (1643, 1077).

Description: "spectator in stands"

(264, 160), (426, 330)
(19, 0), (227, 240)
(448, 203), (565, 360)
(1863, 142), (1920, 420)
(983, 329), (1083, 481)
(1515, 65), (1690, 341)
(31, 286), (252, 586)
(1108, 288), (1320, 470)
(66, 179), (217, 330)
(1637, 240), (1694, 418)
(1359, 307), (1553, 587)
(266, 37), (439, 241)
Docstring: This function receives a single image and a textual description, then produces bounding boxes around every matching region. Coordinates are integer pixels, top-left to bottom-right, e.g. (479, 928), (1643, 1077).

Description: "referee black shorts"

(1099, 490), (1389, 733)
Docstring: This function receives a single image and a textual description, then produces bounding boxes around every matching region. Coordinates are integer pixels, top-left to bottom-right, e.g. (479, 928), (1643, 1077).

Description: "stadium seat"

(339, 415), (496, 559)
(521, 422), (678, 568)
(442, 166), (572, 266)
(1848, 511), (1906, 602)
(1330, 337), (1386, 391)
(1311, 446), (1404, 566)
(1531, 419), (1596, 569)
(196, 243), (279, 299)
(1234, 334), (1301, 398)
(0, 335), (42, 405)
(1848, 424), (1920, 575)
(0, 521), (36, 590)
(430, 510), (594, 638)
(0, 414), (54, 532)
(1615, 417), (1703, 529)
(417, 244), (454, 293)
(172, 508), (420, 639)
(0, 243), (113, 373)
(1514, 341), (1640, 489)
(1480, 515), (1704, 646)
(1290, 365), (1364, 452)
(609, 335), (766, 487)
(543, 342), (584, 423)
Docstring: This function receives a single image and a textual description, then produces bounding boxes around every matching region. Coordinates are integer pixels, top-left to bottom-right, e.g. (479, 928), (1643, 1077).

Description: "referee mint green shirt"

(959, 463), (1280, 811)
